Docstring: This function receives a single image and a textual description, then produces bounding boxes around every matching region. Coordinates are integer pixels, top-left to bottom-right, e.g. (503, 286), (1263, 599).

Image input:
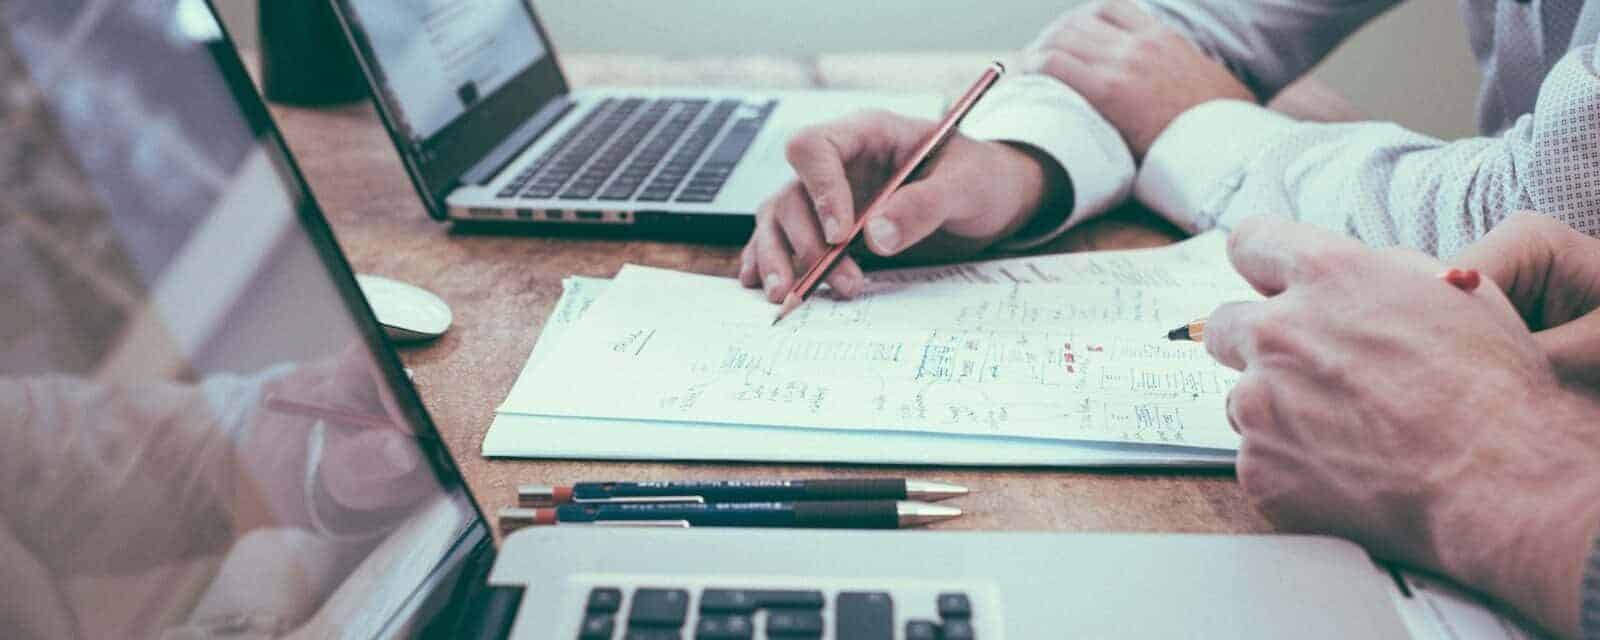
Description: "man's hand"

(741, 110), (1066, 302)
(1023, 0), (1253, 159)
(1205, 215), (1600, 637)
(1457, 212), (1600, 389)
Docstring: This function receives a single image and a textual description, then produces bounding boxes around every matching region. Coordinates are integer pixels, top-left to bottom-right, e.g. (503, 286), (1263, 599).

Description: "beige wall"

(216, 0), (1482, 138)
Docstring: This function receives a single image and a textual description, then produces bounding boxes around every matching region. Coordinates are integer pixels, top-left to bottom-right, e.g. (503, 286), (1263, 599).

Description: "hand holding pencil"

(740, 62), (1072, 309)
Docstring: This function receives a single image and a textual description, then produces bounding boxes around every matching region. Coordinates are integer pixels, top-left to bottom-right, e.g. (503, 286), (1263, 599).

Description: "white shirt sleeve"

(1135, 43), (1600, 257)
(959, 74), (1136, 250)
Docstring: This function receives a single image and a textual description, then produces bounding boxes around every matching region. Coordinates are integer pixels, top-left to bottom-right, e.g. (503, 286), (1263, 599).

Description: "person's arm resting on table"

(1205, 214), (1600, 638)
(1028, 0), (1600, 257)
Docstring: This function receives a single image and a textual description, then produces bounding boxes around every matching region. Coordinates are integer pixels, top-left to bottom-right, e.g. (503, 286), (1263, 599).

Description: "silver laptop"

(0, 2), (1525, 638)
(326, 0), (942, 232)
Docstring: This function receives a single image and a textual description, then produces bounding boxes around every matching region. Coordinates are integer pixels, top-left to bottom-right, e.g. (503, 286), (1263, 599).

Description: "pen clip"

(573, 495), (707, 505)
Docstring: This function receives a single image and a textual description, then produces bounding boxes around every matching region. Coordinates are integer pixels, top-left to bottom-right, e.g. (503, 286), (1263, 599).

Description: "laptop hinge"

(461, 96), (575, 186)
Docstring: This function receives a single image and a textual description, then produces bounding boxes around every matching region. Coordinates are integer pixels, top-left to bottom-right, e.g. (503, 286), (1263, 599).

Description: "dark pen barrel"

(577, 479), (908, 502)
(793, 500), (900, 529)
(553, 501), (904, 528)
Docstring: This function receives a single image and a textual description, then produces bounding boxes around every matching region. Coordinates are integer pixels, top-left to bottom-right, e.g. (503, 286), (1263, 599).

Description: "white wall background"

(217, 0), (1482, 138)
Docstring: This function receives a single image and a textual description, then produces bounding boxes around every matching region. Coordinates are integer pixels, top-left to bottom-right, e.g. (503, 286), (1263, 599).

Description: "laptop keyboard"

(574, 586), (977, 639)
(496, 96), (776, 206)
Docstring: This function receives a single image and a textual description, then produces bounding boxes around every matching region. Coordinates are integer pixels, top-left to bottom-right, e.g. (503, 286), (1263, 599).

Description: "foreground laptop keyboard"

(497, 97), (776, 206)
(575, 586), (977, 639)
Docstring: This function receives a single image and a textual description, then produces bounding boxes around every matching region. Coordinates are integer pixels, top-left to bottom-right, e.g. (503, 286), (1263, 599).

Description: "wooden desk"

(265, 52), (1361, 536)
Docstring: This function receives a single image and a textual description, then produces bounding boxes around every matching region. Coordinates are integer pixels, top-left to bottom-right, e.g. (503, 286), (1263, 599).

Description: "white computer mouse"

(355, 274), (453, 342)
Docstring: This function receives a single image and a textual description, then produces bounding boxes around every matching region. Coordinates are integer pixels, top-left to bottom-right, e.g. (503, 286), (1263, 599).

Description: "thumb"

(860, 179), (956, 256)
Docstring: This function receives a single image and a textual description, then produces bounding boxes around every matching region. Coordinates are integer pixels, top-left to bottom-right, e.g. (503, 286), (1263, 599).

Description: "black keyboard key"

(629, 588), (688, 628)
(588, 588), (623, 613)
(624, 630), (679, 640)
(693, 615), (753, 640)
(579, 614), (615, 640)
(937, 593), (972, 619)
(942, 619), (975, 640)
(699, 589), (825, 613)
(754, 590), (825, 610)
(765, 610), (823, 637)
(835, 592), (893, 640)
(674, 192), (717, 203)
(560, 187), (598, 200)
(904, 620), (939, 640)
(637, 189), (674, 202)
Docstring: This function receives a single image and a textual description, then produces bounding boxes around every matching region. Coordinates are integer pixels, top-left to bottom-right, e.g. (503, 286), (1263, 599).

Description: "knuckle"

(1226, 376), (1275, 434)
(1036, 50), (1073, 80)
(1247, 310), (1300, 358)
(1290, 245), (1355, 283)
(784, 131), (826, 165)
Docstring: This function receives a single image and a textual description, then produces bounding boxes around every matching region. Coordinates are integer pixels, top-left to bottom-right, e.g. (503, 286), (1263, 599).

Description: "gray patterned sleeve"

(1135, 42), (1600, 258)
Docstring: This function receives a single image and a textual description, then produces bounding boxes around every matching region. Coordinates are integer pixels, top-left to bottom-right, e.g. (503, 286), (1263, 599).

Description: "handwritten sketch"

(501, 249), (1257, 450)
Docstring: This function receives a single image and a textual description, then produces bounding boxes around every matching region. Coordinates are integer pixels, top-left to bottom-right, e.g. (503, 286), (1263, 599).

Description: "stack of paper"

(484, 232), (1259, 467)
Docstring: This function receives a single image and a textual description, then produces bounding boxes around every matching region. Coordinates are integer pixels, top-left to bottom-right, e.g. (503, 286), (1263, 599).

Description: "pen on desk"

(497, 500), (960, 532)
(517, 478), (969, 506)
(262, 393), (397, 430)
(1164, 267), (1485, 343)
(771, 61), (1006, 326)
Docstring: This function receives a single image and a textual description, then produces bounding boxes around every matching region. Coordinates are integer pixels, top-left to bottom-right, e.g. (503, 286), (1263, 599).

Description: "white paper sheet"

(500, 235), (1255, 450)
(485, 275), (1234, 466)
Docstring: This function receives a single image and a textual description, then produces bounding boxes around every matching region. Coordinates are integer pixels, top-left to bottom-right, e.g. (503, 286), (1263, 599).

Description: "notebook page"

(500, 257), (1255, 450)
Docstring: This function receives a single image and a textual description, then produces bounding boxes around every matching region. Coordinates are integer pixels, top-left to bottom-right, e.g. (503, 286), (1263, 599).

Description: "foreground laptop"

(0, 2), (1526, 638)
(326, 0), (942, 233)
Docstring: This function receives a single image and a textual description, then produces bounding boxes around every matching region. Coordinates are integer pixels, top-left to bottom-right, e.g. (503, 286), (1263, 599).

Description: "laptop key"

(942, 619), (976, 640)
(623, 630), (680, 640)
(765, 610), (823, 637)
(904, 620), (940, 640)
(588, 588), (623, 613)
(578, 614), (615, 640)
(693, 614), (753, 640)
(835, 592), (893, 640)
(937, 592), (972, 619)
(674, 192), (716, 204)
(629, 588), (689, 627)
(698, 589), (824, 613)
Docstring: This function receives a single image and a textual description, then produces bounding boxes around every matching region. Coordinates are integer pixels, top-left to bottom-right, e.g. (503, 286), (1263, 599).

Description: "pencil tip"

(1165, 326), (1190, 341)
(771, 293), (800, 326)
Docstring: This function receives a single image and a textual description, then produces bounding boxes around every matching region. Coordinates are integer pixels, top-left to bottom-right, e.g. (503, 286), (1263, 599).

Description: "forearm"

(1139, 0), (1398, 100)
(0, 374), (271, 564)
(1136, 45), (1600, 256)
(1432, 392), (1600, 638)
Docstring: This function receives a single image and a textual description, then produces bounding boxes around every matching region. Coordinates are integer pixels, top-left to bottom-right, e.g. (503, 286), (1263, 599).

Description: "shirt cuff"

(960, 74), (1135, 250)
(1135, 99), (1294, 234)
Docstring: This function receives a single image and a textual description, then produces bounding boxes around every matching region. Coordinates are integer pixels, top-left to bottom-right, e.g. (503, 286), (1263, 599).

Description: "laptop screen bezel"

(327, 0), (570, 220)
(201, 1), (499, 632)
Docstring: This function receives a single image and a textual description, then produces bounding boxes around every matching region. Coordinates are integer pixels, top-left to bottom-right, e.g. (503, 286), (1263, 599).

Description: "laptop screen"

(0, 1), (486, 637)
(340, 0), (549, 143)
(332, 0), (570, 216)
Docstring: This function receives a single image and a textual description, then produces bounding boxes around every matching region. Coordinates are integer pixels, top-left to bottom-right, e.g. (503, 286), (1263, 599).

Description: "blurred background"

(214, 0), (1480, 138)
